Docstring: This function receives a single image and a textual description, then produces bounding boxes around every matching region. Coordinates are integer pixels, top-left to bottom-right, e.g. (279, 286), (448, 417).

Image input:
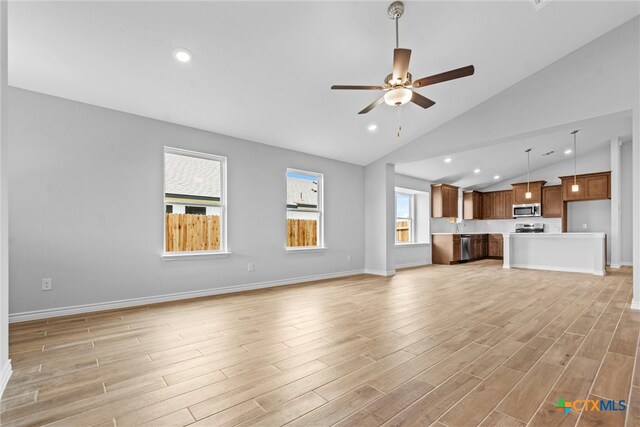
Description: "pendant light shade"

(571, 130), (579, 192)
(525, 148), (532, 199)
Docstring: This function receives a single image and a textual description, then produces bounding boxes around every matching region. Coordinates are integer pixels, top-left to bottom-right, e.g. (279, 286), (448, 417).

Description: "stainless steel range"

(515, 223), (545, 233)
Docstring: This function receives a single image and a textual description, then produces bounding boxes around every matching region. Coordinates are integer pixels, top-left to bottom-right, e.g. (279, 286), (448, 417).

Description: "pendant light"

(525, 148), (532, 199)
(571, 130), (579, 192)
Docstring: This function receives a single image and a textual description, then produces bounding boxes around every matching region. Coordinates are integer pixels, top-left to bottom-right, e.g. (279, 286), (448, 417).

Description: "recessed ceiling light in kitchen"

(367, 124), (378, 132)
(173, 48), (192, 63)
(493, 175), (500, 180)
(564, 149), (572, 155)
(474, 169), (481, 174)
(444, 157), (453, 163)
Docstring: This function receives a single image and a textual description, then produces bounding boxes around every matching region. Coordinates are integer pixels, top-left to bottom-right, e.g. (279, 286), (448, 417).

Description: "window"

(396, 191), (414, 244)
(286, 169), (323, 248)
(164, 147), (226, 254)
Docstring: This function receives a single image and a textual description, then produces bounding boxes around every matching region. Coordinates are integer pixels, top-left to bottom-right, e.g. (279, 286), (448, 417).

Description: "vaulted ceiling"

(8, 1), (639, 165)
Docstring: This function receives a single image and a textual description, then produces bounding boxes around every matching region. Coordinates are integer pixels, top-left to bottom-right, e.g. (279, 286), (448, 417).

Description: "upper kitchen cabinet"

(512, 181), (545, 204)
(463, 191), (483, 220)
(560, 171), (610, 201)
(481, 190), (512, 219)
(542, 185), (562, 218)
(432, 184), (459, 218)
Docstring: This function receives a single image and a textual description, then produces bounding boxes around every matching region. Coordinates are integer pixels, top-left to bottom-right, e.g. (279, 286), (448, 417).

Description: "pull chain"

(396, 105), (402, 139)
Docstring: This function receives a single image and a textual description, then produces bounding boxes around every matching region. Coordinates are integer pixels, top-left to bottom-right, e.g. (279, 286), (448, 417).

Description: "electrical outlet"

(582, 224), (588, 229)
(347, 254), (352, 262)
(247, 262), (254, 272)
(41, 278), (52, 291)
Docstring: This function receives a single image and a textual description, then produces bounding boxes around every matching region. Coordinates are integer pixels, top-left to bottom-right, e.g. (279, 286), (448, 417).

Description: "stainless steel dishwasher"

(460, 234), (471, 261)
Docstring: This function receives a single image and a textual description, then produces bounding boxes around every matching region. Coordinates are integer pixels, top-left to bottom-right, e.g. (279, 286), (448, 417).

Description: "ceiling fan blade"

(331, 85), (385, 90)
(358, 96), (385, 114)
(410, 92), (436, 109)
(392, 48), (412, 83)
(413, 65), (475, 88)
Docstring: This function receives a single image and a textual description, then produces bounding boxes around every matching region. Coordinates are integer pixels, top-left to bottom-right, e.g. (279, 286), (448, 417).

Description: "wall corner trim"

(0, 359), (11, 398)
(8, 269), (365, 323)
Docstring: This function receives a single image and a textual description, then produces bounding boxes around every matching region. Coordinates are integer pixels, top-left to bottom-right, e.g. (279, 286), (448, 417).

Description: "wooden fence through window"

(287, 219), (317, 247)
(396, 220), (410, 243)
(165, 213), (220, 252)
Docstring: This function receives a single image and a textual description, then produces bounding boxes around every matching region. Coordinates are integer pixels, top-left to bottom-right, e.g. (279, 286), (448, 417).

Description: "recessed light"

(367, 124), (377, 132)
(564, 149), (572, 155)
(493, 175), (500, 180)
(173, 48), (192, 63)
(473, 168), (481, 174)
(444, 157), (453, 163)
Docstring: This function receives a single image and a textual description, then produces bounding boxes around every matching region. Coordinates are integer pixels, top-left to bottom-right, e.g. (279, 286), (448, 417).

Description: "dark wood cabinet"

(542, 185), (562, 218)
(432, 184), (459, 218)
(463, 191), (483, 220)
(488, 234), (503, 258)
(481, 190), (512, 219)
(471, 234), (487, 259)
(560, 171), (610, 201)
(503, 190), (513, 219)
(512, 181), (545, 204)
(432, 234), (461, 265)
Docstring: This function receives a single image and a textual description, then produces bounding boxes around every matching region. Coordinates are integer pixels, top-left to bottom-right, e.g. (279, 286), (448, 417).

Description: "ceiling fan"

(331, 1), (475, 115)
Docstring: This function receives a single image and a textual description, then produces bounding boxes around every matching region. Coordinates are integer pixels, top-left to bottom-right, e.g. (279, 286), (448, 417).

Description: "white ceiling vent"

(531, 0), (552, 11)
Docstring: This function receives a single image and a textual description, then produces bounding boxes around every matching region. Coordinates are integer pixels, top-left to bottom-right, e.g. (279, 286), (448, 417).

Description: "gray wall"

(8, 88), (365, 315)
(621, 142), (633, 264)
(0, 0), (9, 395)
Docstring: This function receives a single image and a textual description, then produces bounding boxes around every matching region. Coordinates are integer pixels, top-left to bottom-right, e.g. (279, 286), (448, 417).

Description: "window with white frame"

(396, 191), (414, 244)
(286, 169), (323, 248)
(164, 147), (226, 253)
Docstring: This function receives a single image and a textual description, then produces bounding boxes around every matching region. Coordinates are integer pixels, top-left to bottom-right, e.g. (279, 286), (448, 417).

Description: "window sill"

(286, 247), (327, 254)
(162, 251), (231, 260)
(395, 242), (431, 247)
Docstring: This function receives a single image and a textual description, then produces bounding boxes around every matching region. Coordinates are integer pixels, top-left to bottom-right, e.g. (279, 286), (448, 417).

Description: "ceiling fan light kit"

(330, 1), (475, 122)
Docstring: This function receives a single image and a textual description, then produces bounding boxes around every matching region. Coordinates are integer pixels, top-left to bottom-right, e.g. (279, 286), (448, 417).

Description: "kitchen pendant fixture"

(525, 148), (532, 199)
(571, 130), (579, 192)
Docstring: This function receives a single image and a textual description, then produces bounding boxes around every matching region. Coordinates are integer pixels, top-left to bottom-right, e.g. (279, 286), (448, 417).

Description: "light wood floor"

(1, 260), (639, 427)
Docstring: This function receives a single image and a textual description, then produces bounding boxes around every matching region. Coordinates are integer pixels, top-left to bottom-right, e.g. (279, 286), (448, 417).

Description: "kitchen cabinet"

(542, 185), (563, 218)
(560, 171), (610, 201)
(512, 181), (545, 204)
(432, 234), (461, 265)
(432, 184), (459, 218)
(488, 234), (503, 258)
(463, 191), (483, 220)
(503, 190), (513, 219)
(482, 190), (512, 219)
(471, 234), (487, 259)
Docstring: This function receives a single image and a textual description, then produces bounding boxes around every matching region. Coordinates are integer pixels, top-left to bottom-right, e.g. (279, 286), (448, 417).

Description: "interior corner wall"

(394, 174), (432, 268)
(364, 161), (395, 276)
(0, 0), (11, 396)
(621, 141), (633, 265)
(7, 87), (366, 318)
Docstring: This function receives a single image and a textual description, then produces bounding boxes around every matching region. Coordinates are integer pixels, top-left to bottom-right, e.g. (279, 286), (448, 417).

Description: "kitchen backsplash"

(430, 217), (563, 234)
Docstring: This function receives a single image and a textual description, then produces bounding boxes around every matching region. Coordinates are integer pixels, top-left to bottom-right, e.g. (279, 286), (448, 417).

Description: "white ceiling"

(8, 1), (640, 165)
(395, 114), (632, 190)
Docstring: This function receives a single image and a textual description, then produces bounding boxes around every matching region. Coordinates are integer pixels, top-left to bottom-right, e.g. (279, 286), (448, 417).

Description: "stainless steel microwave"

(512, 203), (541, 218)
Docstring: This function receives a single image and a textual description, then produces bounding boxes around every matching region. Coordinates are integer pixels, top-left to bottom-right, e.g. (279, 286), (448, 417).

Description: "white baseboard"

(631, 299), (640, 311)
(0, 359), (11, 398)
(510, 264), (604, 276)
(610, 264), (621, 269)
(364, 269), (396, 276)
(620, 261), (633, 266)
(9, 269), (365, 323)
(395, 261), (431, 269)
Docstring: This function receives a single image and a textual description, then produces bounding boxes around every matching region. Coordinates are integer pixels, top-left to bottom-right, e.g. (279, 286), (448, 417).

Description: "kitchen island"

(504, 232), (606, 276)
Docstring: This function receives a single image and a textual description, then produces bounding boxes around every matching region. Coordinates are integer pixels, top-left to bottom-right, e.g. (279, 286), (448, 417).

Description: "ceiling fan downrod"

(388, 1), (404, 49)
